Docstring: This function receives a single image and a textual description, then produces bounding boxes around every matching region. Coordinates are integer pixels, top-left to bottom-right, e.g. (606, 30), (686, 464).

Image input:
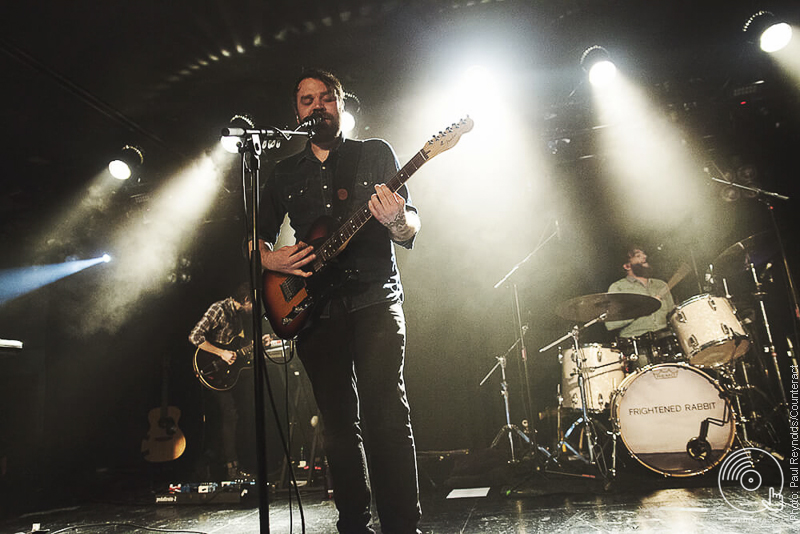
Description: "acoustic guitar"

(141, 355), (186, 462)
(262, 117), (474, 339)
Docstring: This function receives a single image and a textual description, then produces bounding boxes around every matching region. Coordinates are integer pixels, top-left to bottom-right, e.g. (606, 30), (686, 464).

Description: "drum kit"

(533, 233), (795, 480)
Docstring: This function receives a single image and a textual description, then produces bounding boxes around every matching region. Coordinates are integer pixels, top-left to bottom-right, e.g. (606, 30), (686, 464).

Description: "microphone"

(222, 127), (247, 137)
(298, 113), (323, 131)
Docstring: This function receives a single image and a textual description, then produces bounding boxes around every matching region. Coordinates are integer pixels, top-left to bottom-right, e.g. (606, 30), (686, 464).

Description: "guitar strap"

(332, 138), (363, 223)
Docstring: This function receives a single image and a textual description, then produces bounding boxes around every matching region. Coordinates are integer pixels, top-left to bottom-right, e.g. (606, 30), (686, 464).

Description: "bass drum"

(611, 363), (734, 476)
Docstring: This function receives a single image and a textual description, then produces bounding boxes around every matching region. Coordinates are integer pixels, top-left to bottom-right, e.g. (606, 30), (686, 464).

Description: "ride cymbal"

(556, 292), (661, 323)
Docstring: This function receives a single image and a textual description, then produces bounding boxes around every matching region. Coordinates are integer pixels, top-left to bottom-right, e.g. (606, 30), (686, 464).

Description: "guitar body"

(193, 341), (253, 392)
(263, 216), (342, 339)
(141, 405), (186, 463)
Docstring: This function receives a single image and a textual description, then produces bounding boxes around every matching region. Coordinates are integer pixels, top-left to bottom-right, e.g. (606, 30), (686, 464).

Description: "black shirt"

(259, 137), (417, 312)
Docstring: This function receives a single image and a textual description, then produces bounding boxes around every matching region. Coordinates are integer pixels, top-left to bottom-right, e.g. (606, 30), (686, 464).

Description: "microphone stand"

(226, 123), (314, 534)
(492, 223), (560, 462)
(708, 175), (798, 409)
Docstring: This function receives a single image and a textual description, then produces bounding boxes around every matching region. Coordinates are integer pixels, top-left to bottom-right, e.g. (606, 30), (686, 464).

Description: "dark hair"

(292, 68), (344, 115)
(233, 281), (251, 305)
(622, 246), (645, 265)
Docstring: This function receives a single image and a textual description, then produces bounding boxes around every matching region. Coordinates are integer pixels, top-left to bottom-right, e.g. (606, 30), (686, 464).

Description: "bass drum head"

(612, 363), (734, 477)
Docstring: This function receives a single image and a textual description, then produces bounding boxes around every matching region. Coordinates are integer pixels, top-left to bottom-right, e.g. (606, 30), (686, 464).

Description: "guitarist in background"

(189, 282), (266, 481)
(256, 69), (423, 534)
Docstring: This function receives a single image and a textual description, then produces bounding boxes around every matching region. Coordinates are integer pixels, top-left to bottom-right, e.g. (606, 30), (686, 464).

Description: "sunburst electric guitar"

(262, 117), (474, 339)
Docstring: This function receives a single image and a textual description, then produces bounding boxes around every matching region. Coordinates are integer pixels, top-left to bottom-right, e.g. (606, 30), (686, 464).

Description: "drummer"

(605, 246), (676, 368)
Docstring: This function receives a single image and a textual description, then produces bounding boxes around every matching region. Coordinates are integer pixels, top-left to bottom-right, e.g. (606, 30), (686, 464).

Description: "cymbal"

(556, 292), (661, 323)
(713, 231), (776, 276)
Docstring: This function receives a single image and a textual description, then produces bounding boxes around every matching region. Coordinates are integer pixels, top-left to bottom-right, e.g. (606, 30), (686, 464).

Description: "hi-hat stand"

(540, 315), (608, 470)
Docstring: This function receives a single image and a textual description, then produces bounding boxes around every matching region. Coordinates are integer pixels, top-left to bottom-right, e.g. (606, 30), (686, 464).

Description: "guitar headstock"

(423, 117), (474, 159)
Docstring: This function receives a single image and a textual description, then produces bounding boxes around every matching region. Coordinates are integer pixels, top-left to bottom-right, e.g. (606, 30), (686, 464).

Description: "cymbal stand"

(540, 313), (608, 468)
(708, 174), (797, 402)
(492, 223), (560, 462)
(480, 345), (530, 463)
(747, 258), (789, 408)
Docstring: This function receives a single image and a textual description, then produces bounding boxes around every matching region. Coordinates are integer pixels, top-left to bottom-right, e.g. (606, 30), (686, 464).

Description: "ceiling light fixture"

(581, 46), (617, 87)
(108, 145), (144, 180)
(744, 11), (793, 53)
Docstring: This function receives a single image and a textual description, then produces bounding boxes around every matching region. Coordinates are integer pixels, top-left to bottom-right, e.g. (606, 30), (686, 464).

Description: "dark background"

(1, 0), (798, 510)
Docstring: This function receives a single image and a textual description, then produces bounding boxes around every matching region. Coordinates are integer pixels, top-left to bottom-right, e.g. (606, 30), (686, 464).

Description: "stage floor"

(2, 459), (797, 534)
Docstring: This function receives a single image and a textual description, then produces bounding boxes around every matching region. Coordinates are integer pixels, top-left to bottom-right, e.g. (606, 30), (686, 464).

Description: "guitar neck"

(312, 149), (429, 270)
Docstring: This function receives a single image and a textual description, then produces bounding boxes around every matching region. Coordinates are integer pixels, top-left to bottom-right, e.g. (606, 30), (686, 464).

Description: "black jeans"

(297, 300), (421, 534)
(204, 377), (255, 474)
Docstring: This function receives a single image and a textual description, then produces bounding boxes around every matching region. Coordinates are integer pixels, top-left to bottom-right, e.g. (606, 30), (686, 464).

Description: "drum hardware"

(716, 363), (782, 452)
(617, 329), (683, 367)
(492, 230), (560, 465)
(556, 384), (565, 454)
(481, 349), (531, 463)
(561, 344), (625, 412)
(541, 293), (659, 475)
(686, 407), (731, 462)
(542, 321), (603, 468)
(746, 260), (790, 408)
(480, 342), (553, 464)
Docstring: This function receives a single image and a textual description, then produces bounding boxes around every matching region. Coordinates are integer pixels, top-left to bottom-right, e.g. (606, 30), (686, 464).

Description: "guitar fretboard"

(312, 148), (429, 270)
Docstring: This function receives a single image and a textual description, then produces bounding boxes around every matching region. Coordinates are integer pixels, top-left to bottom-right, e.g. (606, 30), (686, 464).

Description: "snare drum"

(562, 344), (625, 412)
(611, 363), (734, 476)
(668, 294), (750, 368)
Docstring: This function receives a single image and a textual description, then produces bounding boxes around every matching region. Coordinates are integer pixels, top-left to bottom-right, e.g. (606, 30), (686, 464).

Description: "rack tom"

(668, 294), (749, 368)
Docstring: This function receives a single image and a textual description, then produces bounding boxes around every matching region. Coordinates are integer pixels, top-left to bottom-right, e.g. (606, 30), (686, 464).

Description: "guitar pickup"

(282, 297), (314, 325)
(280, 275), (305, 302)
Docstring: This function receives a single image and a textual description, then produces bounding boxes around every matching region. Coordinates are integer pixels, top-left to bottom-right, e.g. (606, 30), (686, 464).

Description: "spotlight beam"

(0, 256), (110, 305)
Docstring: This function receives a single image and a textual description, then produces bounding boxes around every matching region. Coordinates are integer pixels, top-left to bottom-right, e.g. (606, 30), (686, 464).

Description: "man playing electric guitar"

(256, 69), (423, 534)
(188, 282), (269, 481)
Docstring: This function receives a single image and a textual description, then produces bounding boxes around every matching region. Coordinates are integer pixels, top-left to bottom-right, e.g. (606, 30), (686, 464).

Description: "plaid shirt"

(188, 297), (244, 347)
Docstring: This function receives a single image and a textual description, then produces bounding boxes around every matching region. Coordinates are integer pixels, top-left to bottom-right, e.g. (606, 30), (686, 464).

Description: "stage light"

(341, 111), (356, 135)
(108, 145), (144, 180)
(102, 253), (112, 263)
(744, 11), (793, 53)
(581, 46), (617, 87)
(220, 114), (254, 154)
(341, 92), (361, 138)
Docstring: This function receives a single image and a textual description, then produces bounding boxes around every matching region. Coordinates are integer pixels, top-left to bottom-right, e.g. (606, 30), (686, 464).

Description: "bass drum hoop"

(610, 363), (735, 477)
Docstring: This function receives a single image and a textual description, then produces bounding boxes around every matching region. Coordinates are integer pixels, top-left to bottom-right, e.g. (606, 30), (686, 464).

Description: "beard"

(630, 263), (653, 278)
(304, 111), (340, 142)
